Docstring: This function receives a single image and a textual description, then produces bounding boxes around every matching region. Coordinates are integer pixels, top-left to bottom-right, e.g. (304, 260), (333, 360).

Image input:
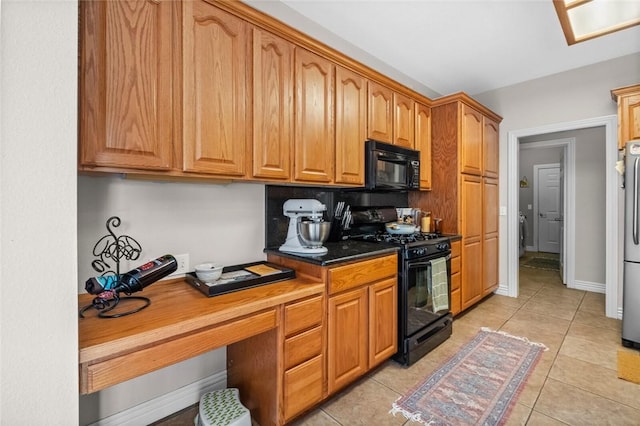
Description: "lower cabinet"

(368, 278), (398, 367)
(326, 254), (398, 396)
(327, 286), (368, 393)
(226, 293), (324, 426)
(266, 252), (398, 420)
(449, 240), (462, 316)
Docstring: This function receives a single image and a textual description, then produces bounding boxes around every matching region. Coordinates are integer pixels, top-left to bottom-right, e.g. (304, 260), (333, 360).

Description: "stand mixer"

(280, 199), (331, 255)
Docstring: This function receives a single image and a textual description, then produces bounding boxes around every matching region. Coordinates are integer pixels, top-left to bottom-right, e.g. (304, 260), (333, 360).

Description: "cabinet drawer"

(451, 255), (461, 275)
(450, 288), (461, 316)
(284, 326), (323, 370)
(284, 295), (323, 337)
(451, 240), (461, 257)
(451, 271), (460, 291)
(283, 354), (324, 421)
(328, 254), (397, 294)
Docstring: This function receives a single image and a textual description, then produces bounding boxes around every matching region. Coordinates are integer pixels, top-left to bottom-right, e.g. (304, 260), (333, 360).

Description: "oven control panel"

(404, 238), (451, 260)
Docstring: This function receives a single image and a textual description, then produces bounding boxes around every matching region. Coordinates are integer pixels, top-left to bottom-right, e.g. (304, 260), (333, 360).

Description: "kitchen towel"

(431, 257), (449, 313)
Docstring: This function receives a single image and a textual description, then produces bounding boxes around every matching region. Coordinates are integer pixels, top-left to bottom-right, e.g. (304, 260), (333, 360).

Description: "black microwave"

(365, 140), (420, 190)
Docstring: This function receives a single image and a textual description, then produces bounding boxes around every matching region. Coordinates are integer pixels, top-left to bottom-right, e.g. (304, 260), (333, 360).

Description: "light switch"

(499, 206), (507, 216)
(528, 204), (532, 210)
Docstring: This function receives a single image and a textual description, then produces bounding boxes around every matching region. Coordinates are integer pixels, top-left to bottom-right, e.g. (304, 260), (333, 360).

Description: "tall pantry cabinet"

(410, 93), (502, 315)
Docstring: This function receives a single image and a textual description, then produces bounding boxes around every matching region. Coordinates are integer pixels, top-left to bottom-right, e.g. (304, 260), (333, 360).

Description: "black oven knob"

(436, 243), (448, 251)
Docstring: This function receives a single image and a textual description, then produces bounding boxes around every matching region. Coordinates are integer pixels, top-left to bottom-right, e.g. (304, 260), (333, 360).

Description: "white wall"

(77, 176), (266, 290)
(244, 0), (440, 99)
(77, 177), (266, 424)
(475, 52), (640, 308)
(0, 1), (79, 423)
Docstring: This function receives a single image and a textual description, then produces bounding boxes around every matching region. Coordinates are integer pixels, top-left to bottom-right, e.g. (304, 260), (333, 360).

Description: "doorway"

(519, 140), (570, 283)
(505, 115), (620, 319)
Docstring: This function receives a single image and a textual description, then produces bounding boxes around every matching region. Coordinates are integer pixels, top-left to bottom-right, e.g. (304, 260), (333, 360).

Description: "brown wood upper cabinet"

(612, 84), (640, 150)
(394, 92), (415, 148)
(252, 28), (294, 180)
(294, 48), (335, 183)
(415, 102), (432, 190)
(79, 0), (176, 171)
(460, 104), (483, 176)
(79, 0), (433, 188)
(335, 67), (367, 185)
(483, 116), (499, 178)
(368, 82), (416, 149)
(368, 82), (393, 143)
(182, 1), (250, 177)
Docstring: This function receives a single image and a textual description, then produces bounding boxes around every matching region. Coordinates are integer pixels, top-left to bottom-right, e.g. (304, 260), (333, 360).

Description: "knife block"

(327, 217), (349, 242)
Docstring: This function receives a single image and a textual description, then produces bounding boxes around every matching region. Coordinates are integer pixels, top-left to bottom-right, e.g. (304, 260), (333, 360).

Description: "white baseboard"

(91, 371), (227, 426)
(495, 283), (510, 297)
(570, 279), (606, 294)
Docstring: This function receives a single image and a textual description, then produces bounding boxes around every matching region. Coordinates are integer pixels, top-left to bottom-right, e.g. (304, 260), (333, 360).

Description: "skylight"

(553, 0), (640, 45)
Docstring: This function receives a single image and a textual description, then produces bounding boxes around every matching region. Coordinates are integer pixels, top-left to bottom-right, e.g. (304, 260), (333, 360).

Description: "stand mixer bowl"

(298, 221), (331, 248)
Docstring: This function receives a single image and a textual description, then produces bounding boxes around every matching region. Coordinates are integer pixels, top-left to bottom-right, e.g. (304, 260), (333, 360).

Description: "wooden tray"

(185, 261), (296, 297)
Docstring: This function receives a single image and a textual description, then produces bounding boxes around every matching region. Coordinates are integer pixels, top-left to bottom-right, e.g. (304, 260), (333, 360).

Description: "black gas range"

(349, 207), (453, 366)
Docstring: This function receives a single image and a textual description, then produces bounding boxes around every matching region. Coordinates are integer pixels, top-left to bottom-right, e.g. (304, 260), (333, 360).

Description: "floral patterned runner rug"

(390, 328), (547, 425)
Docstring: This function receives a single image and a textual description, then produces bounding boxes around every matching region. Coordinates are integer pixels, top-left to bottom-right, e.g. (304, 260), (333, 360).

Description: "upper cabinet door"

(618, 91), (640, 150)
(393, 93), (415, 148)
(79, 0), (175, 170)
(368, 82), (393, 143)
(460, 104), (483, 176)
(483, 117), (499, 179)
(335, 67), (366, 185)
(252, 28), (293, 181)
(294, 48), (334, 183)
(415, 102), (432, 190)
(182, 1), (250, 176)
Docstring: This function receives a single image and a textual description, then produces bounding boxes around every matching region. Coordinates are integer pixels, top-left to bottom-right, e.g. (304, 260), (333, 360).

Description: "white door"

(536, 164), (561, 253)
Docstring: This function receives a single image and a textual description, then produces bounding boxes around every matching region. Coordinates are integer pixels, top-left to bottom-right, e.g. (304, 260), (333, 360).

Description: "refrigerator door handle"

(634, 157), (639, 245)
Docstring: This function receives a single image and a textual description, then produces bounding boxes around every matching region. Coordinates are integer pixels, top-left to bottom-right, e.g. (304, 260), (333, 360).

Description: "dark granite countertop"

(264, 240), (399, 266)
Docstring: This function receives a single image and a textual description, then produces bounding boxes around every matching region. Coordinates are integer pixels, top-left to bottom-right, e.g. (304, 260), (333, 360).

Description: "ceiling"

(276, 0), (640, 96)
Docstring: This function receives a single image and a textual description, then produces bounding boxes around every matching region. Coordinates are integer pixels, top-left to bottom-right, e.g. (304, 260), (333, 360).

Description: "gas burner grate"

(358, 232), (443, 245)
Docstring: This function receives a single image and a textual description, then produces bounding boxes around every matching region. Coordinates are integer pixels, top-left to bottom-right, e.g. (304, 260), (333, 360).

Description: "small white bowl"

(194, 262), (224, 282)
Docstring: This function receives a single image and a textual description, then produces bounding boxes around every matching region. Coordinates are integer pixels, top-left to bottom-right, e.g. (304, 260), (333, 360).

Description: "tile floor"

(154, 253), (639, 425)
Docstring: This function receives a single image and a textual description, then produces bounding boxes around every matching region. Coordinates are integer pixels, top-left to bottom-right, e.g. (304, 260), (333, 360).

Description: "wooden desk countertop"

(78, 276), (324, 394)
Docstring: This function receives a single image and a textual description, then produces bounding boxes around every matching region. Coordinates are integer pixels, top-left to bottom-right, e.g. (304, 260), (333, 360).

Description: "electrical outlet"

(170, 253), (190, 277)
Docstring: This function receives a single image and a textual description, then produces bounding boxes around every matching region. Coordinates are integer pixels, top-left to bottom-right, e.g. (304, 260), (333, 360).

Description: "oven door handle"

(408, 254), (451, 268)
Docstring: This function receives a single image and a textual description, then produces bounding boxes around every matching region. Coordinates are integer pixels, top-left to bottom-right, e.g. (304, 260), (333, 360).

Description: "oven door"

(405, 254), (451, 337)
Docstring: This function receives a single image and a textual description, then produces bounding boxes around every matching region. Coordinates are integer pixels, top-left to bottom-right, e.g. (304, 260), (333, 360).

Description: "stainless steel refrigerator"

(623, 141), (640, 348)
